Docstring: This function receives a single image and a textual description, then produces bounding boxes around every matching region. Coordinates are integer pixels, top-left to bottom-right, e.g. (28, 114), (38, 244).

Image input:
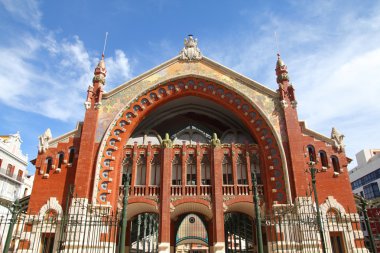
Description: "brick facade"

(28, 43), (358, 252)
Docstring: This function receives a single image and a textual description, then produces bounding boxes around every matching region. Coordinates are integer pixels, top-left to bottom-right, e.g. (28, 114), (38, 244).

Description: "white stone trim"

(38, 197), (63, 219)
(320, 196), (346, 215)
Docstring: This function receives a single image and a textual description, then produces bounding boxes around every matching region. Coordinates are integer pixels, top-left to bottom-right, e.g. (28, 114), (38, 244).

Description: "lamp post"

(1, 196), (28, 253)
(251, 170), (264, 253)
(119, 168), (131, 253)
(306, 161), (327, 253)
(2, 199), (20, 253)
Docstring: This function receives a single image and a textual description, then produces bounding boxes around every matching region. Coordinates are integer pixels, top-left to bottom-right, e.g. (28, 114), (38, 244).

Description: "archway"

(175, 213), (210, 253)
(95, 77), (289, 207)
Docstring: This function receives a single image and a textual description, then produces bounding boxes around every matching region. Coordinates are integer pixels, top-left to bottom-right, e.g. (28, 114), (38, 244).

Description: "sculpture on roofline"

(179, 35), (202, 61)
(38, 128), (52, 153)
(331, 127), (345, 152)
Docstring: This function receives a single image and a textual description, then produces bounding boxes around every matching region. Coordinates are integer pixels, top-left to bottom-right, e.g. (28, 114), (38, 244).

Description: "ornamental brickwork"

(24, 36), (362, 253)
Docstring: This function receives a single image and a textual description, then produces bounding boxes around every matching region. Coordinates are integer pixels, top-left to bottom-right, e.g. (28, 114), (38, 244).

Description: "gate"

(224, 212), (254, 252)
(129, 213), (159, 253)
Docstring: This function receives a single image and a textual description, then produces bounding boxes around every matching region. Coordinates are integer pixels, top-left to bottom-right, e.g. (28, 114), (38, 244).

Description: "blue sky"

(1, 0), (379, 173)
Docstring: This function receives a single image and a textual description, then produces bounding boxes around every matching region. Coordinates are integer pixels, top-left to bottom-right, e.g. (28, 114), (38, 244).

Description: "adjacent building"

(350, 149), (380, 251)
(350, 149), (380, 199)
(0, 132), (34, 251)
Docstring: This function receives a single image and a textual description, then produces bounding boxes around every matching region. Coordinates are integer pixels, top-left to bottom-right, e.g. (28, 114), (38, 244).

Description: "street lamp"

(305, 161), (327, 253)
(119, 161), (131, 253)
(251, 169), (264, 253)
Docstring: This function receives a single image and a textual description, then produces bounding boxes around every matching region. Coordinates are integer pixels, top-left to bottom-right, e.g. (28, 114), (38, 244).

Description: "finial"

(102, 32), (108, 58)
(275, 53), (289, 84)
(274, 31), (280, 55)
(179, 35), (202, 61)
(276, 53), (285, 67)
(93, 34), (107, 85)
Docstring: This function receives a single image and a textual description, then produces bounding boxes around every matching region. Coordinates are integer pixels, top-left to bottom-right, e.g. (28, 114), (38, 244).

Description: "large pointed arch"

(93, 77), (291, 206)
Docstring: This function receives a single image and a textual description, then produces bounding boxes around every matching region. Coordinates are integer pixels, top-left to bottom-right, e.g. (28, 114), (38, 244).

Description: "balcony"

(0, 168), (24, 183)
(128, 184), (263, 198)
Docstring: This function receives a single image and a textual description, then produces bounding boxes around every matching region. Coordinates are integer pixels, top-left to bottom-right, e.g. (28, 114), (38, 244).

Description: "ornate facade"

(25, 36), (365, 252)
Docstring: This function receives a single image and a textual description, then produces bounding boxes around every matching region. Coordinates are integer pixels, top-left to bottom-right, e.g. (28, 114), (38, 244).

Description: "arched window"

(150, 154), (161, 185)
(223, 154), (233, 185)
(319, 150), (328, 167)
(136, 154), (146, 185)
(172, 154), (182, 185)
(307, 145), (316, 162)
(326, 209), (340, 223)
(44, 209), (58, 222)
(186, 154), (196, 185)
(331, 156), (340, 173)
(68, 147), (75, 164)
(250, 154), (262, 184)
(57, 152), (64, 169)
(237, 154), (248, 185)
(46, 157), (53, 174)
(201, 154), (211, 185)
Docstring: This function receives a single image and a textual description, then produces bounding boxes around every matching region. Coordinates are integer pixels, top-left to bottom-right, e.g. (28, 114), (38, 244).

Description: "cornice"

(48, 122), (83, 147)
(299, 121), (334, 145)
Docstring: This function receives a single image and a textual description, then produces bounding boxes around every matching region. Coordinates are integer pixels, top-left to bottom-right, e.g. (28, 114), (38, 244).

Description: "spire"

(93, 54), (107, 85)
(275, 53), (289, 84)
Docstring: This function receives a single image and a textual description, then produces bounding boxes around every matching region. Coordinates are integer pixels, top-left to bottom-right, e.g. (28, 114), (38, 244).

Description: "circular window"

(189, 217), (195, 223)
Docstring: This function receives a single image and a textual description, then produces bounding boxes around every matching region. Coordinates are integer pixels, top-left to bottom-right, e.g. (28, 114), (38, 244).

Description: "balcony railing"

(0, 168), (24, 183)
(171, 185), (182, 196)
(200, 185), (211, 195)
(130, 185), (160, 197)
(130, 184), (263, 197)
(222, 185), (235, 195)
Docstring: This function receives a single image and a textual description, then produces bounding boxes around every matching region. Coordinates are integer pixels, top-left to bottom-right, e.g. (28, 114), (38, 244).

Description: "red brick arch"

(94, 77), (288, 207)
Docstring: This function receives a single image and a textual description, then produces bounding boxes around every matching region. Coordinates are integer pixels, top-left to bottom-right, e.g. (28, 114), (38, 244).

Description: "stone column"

(158, 146), (172, 253)
(211, 146), (225, 252)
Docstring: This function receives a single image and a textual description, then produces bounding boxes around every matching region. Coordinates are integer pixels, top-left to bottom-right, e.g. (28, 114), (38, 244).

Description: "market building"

(14, 36), (367, 253)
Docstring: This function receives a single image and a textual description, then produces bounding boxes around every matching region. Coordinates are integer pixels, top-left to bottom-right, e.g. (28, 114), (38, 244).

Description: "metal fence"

(263, 198), (371, 253)
(1, 196), (379, 253)
(1, 198), (119, 253)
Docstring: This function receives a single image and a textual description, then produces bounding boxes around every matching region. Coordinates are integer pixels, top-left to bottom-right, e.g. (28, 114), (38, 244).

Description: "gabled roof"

(103, 55), (278, 99)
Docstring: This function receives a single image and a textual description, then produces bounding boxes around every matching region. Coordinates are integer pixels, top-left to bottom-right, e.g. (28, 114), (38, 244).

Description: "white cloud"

(206, 1), (380, 164)
(105, 50), (132, 88)
(0, 0), (42, 30)
(0, 2), (132, 122)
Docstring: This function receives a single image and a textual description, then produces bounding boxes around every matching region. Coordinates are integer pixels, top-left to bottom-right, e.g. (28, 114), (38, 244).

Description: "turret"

(85, 55), (107, 110)
(75, 54), (107, 198)
(276, 54), (297, 108)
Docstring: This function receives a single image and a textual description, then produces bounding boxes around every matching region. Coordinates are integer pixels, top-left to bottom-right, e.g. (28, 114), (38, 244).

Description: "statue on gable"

(331, 127), (345, 152)
(38, 128), (52, 153)
(179, 35), (202, 61)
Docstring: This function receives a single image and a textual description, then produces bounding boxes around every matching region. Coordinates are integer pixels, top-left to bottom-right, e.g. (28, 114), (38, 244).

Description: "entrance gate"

(224, 212), (254, 252)
(129, 213), (159, 253)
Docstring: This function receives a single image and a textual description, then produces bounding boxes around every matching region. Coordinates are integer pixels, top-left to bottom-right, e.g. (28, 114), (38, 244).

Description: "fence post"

(2, 199), (20, 253)
(252, 170), (264, 253)
(360, 197), (376, 253)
